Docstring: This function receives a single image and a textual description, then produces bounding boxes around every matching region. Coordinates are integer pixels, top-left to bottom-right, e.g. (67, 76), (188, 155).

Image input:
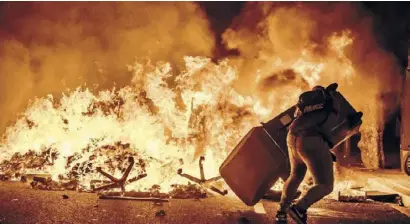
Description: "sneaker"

(275, 211), (287, 224)
(288, 204), (307, 224)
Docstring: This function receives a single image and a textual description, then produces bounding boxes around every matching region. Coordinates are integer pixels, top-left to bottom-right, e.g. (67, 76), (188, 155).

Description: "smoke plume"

(0, 2), (215, 134)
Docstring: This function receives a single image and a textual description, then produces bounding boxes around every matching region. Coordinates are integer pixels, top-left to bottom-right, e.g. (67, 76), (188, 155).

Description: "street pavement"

(0, 181), (409, 224)
(350, 168), (410, 207)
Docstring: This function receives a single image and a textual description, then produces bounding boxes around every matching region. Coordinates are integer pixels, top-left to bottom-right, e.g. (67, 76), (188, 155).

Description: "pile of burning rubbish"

(0, 58), (260, 201)
(0, 142), (227, 200)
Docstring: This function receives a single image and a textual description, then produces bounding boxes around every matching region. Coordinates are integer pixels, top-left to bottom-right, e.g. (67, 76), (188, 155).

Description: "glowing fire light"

(0, 29), (358, 194)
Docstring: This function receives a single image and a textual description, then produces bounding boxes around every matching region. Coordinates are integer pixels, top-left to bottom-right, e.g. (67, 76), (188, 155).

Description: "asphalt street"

(0, 181), (409, 224)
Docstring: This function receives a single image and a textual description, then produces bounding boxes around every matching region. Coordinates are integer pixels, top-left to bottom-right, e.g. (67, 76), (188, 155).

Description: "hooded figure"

(275, 85), (335, 224)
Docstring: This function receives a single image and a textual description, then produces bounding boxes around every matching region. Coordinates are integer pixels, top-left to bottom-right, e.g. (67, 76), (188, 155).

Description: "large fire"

(0, 2), (402, 194)
(1, 36), (353, 191)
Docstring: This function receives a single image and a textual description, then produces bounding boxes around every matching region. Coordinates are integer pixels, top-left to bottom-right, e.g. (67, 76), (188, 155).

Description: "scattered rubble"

(337, 188), (406, 206)
(29, 176), (80, 191)
(338, 189), (367, 202)
(98, 189), (169, 202)
(0, 142), (229, 201)
(99, 190), (169, 198)
(0, 149), (57, 179)
(98, 182), (208, 201)
(155, 210), (166, 217)
(0, 174), (9, 181)
(62, 194), (69, 199)
(1, 150), (227, 201)
(169, 183), (207, 199)
(0, 142), (146, 184)
(95, 156), (225, 200)
(366, 191), (404, 206)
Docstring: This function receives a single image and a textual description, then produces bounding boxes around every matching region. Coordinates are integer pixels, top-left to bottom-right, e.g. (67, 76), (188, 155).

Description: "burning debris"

(337, 189), (367, 202)
(0, 148), (226, 200)
(29, 176), (80, 191)
(0, 57), (265, 196)
(0, 149), (57, 181)
(169, 183), (207, 199)
(177, 156), (228, 196)
(65, 142), (147, 181)
(95, 157), (213, 200)
(92, 156), (170, 202)
(0, 142), (149, 191)
(91, 157), (147, 195)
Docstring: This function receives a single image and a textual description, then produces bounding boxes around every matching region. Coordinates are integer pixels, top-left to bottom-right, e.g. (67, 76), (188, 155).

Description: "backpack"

(296, 88), (333, 115)
(292, 84), (339, 151)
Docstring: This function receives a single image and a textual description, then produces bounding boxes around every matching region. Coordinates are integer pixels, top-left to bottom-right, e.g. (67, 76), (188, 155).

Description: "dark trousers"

(279, 132), (334, 211)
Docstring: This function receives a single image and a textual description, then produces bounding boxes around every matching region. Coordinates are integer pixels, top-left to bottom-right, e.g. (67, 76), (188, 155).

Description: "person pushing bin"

(275, 85), (338, 224)
(219, 83), (363, 224)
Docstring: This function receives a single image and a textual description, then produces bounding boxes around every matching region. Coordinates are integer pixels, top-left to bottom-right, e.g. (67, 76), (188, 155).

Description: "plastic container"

(219, 126), (290, 206)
